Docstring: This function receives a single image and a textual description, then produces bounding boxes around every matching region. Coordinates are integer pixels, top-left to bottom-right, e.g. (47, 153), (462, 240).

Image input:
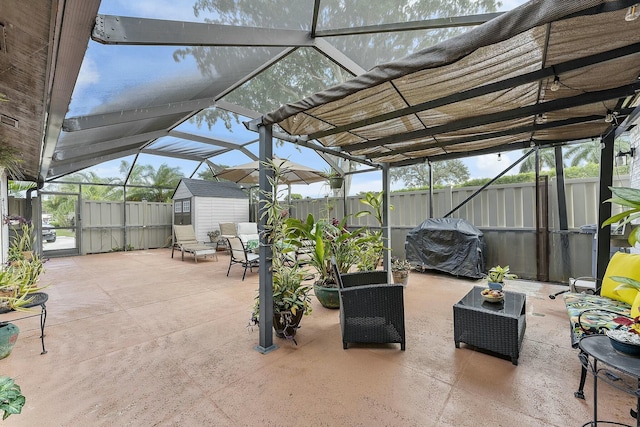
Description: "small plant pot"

(329, 177), (344, 189)
(392, 271), (409, 286)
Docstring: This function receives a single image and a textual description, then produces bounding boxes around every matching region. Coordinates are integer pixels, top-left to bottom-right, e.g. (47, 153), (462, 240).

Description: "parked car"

(42, 224), (56, 243)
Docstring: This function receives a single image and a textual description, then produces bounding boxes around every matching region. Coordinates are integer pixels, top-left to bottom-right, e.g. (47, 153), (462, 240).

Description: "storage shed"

(172, 179), (249, 242)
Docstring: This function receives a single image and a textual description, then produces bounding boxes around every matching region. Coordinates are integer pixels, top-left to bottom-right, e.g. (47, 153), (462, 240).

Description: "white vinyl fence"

(81, 200), (172, 254)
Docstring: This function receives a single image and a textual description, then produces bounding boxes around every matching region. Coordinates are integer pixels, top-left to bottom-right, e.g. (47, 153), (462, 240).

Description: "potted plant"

(1, 216), (48, 313)
(487, 265), (517, 290)
(249, 159), (313, 343)
(353, 191), (392, 271)
(286, 214), (366, 308)
(0, 376), (25, 420)
(325, 169), (344, 189)
(391, 257), (411, 286)
(4, 216), (35, 264)
(206, 230), (220, 243)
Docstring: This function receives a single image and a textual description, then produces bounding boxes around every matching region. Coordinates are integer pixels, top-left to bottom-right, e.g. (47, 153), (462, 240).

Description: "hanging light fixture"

(535, 113), (547, 124)
(625, 4), (640, 21)
(550, 76), (561, 92)
(497, 153), (502, 161)
(616, 148), (636, 166)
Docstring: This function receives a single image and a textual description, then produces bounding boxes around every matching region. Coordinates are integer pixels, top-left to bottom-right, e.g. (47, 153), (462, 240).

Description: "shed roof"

(174, 179), (248, 199)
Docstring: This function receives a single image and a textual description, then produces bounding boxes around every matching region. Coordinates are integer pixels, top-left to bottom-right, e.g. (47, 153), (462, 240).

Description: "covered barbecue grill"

(405, 218), (486, 279)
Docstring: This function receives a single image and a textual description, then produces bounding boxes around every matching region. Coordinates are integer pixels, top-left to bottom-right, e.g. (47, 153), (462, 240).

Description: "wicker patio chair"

(226, 236), (259, 280)
(331, 262), (406, 350)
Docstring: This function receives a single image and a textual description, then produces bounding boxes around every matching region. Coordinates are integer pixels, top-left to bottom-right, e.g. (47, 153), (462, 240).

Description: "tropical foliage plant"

(250, 158), (313, 337)
(0, 376), (25, 420)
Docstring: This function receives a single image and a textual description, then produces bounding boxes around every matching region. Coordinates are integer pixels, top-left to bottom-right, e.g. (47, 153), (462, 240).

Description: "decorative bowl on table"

(481, 288), (504, 303)
(606, 330), (640, 356)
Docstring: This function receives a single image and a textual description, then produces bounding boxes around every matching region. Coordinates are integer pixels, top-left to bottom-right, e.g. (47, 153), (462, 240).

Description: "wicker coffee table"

(453, 286), (526, 365)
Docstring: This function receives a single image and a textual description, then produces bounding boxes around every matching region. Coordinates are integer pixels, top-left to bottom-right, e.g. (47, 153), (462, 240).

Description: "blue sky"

(75, 0), (528, 198)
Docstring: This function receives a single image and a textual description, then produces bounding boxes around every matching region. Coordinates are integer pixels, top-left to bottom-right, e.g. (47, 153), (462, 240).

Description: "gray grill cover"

(405, 218), (486, 279)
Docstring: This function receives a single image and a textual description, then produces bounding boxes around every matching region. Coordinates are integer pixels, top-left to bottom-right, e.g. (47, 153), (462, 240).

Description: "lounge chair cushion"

(563, 292), (631, 346)
(600, 252), (640, 305)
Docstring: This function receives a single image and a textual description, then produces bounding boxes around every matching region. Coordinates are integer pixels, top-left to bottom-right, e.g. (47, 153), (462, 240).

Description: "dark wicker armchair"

(331, 262), (406, 351)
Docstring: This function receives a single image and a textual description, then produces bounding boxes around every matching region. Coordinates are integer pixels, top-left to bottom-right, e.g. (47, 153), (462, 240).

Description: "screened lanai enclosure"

(2, 1), (640, 348)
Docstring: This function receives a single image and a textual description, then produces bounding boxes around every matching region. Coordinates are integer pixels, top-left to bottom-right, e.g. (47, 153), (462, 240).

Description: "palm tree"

(123, 163), (183, 202)
(564, 137), (630, 167)
(518, 147), (558, 173)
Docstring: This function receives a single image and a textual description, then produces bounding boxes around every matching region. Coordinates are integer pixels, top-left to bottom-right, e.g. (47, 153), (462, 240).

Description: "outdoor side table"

(578, 334), (640, 427)
(0, 292), (48, 355)
(453, 286), (526, 365)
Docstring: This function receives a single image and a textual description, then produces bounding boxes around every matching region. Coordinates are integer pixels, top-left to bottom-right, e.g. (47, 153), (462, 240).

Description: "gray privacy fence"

(290, 176), (631, 283)
(291, 176), (629, 229)
(14, 175), (626, 282)
(81, 200), (173, 254)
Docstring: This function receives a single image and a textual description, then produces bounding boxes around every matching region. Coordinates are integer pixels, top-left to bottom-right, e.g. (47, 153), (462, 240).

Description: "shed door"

(174, 198), (191, 225)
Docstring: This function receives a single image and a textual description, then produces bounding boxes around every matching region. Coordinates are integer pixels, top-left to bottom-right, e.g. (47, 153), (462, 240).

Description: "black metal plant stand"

(0, 292), (48, 355)
(578, 335), (640, 427)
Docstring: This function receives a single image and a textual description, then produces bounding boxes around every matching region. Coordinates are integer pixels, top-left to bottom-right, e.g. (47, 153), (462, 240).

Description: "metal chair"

(226, 236), (259, 280)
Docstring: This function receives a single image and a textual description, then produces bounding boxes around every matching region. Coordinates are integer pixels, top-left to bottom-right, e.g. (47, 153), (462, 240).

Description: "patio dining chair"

(172, 225), (217, 263)
(331, 262), (405, 350)
(227, 236), (259, 280)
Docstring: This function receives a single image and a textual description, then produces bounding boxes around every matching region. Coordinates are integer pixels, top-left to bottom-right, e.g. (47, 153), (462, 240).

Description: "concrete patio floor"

(0, 249), (637, 426)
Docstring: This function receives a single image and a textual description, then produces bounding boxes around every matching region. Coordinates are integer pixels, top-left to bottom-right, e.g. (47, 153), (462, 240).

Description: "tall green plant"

(353, 191), (391, 271)
(286, 214), (372, 286)
(251, 158), (313, 327)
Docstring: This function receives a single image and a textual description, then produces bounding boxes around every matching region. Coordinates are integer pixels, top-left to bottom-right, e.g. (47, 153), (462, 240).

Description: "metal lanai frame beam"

(92, 15), (314, 47)
(313, 12), (503, 37)
(140, 149), (204, 162)
(62, 98), (215, 132)
(169, 130), (259, 161)
(47, 148), (142, 179)
(53, 130), (169, 161)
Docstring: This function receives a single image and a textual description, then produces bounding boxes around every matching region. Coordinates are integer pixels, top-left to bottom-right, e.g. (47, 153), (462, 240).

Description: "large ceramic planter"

(314, 283), (340, 309)
(273, 309), (304, 340)
(0, 323), (19, 359)
(392, 270), (409, 286)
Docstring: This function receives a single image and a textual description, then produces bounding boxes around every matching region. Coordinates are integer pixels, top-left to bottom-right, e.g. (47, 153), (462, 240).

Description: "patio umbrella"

(213, 157), (326, 185)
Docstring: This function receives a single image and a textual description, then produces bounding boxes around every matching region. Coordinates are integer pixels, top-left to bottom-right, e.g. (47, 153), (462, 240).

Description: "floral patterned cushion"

(563, 292), (631, 347)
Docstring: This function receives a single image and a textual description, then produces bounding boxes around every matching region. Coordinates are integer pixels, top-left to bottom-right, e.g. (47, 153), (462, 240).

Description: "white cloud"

(74, 57), (100, 94)
(472, 153), (518, 179)
(117, 0), (205, 22)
